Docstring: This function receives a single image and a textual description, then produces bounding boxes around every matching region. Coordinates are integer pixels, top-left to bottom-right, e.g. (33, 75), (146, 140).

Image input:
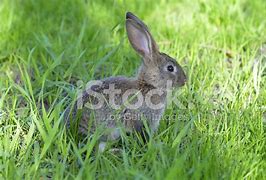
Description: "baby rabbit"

(65, 12), (186, 151)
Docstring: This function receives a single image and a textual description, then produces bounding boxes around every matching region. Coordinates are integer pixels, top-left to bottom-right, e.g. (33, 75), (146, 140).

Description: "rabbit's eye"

(167, 65), (174, 72)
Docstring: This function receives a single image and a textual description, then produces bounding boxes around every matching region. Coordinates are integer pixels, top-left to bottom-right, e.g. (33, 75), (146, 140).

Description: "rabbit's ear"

(126, 12), (159, 60)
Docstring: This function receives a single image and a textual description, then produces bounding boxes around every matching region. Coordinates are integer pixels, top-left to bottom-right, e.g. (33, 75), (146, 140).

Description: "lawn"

(0, 0), (265, 179)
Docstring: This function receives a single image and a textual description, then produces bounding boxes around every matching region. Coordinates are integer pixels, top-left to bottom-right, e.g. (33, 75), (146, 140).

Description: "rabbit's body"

(65, 12), (186, 151)
(69, 75), (166, 135)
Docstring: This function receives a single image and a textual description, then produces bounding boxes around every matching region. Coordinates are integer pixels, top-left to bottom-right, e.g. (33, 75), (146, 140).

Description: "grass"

(0, 0), (266, 179)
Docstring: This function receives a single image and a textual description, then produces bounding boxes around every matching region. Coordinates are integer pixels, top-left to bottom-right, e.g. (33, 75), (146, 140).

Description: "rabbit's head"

(126, 12), (186, 89)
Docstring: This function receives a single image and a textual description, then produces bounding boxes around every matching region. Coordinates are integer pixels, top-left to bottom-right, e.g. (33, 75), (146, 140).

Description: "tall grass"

(0, 0), (265, 179)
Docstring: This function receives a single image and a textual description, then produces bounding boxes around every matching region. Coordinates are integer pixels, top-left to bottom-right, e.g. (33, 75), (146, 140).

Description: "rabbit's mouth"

(176, 68), (187, 87)
(177, 76), (187, 87)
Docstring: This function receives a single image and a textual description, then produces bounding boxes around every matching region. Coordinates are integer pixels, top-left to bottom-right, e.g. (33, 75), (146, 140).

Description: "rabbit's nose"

(180, 78), (186, 86)
(184, 74), (187, 83)
(177, 78), (185, 87)
(179, 73), (187, 87)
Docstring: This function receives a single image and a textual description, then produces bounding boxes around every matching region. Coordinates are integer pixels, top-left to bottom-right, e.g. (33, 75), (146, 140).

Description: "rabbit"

(65, 12), (187, 151)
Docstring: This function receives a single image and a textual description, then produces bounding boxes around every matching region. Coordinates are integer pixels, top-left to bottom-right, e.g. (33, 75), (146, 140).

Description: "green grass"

(0, 0), (266, 179)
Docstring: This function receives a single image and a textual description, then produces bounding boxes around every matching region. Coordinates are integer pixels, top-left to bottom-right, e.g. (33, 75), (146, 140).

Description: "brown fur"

(64, 12), (186, 148)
